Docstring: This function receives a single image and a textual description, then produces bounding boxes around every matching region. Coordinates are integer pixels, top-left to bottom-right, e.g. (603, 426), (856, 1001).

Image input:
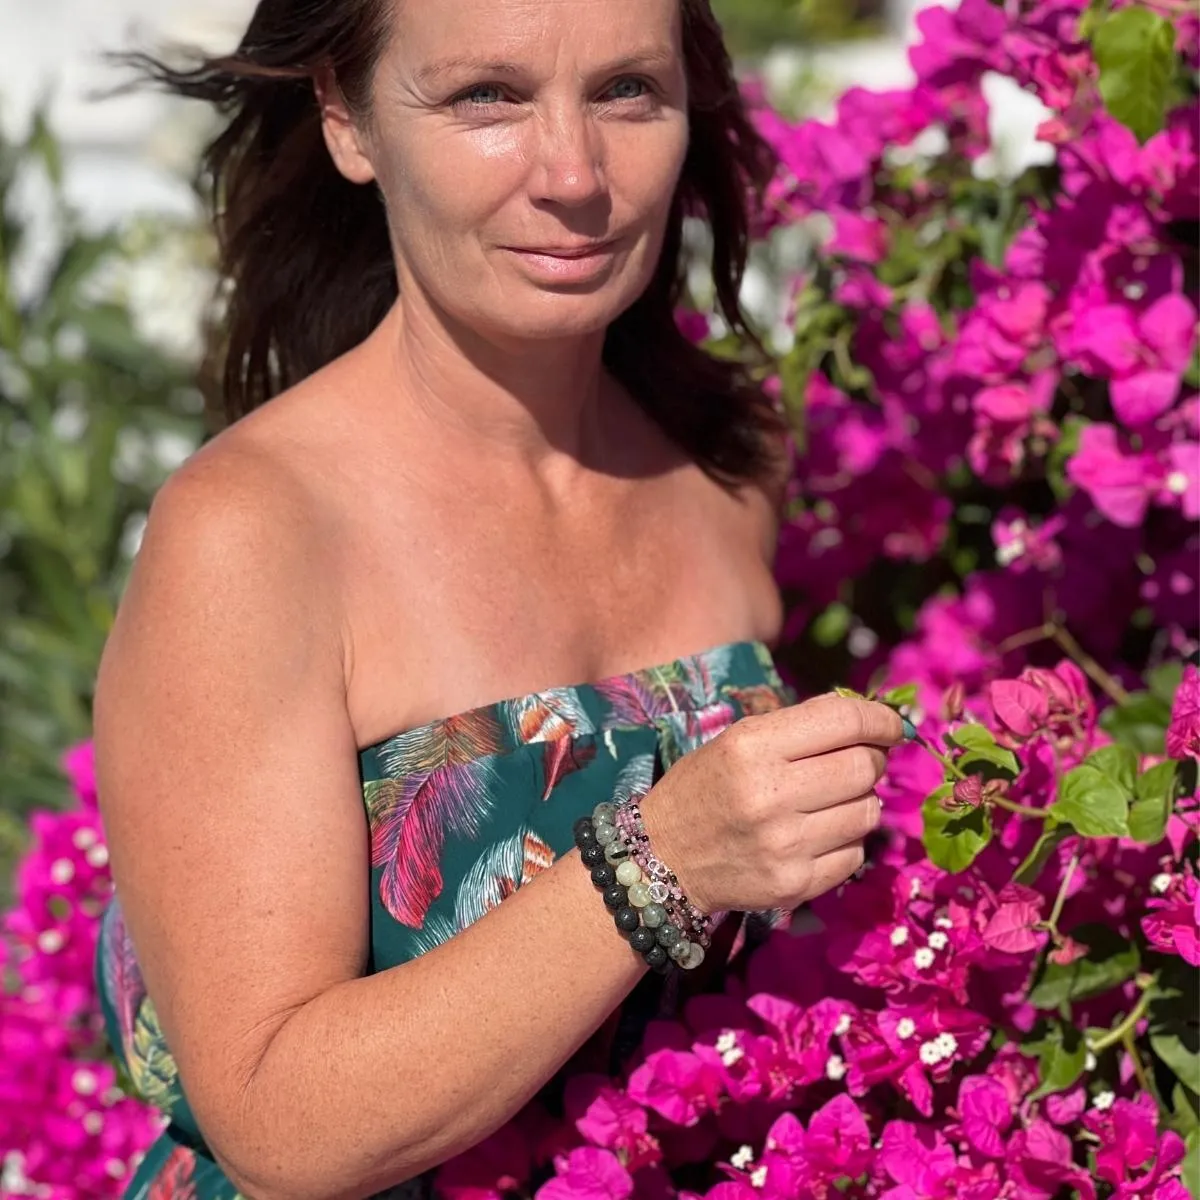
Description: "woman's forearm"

(220, 846), (647, 1200)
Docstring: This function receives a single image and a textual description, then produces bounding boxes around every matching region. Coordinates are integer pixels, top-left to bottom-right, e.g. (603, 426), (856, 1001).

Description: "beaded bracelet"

(613, 797), (715, 948)
(573, 800), (707, 972)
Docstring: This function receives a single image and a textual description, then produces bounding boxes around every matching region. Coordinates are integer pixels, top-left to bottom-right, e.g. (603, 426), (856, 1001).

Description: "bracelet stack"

(573, 798), (713, 974)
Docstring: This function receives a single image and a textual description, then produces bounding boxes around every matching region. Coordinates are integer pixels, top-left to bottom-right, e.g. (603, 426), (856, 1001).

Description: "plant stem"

(915, 734), (967, 781)
(1091, 988), (1153, 1054)
(1049, 625), (1132, 706)
(992, 794), (1050, 820)
(1122, 1030), (1153, 1095)
(996, 622), (1054, 656)
(1046, 853), (1080, 935)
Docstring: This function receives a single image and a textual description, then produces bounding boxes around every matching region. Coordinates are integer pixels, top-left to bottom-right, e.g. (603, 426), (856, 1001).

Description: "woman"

(93, 0), (905, 1196)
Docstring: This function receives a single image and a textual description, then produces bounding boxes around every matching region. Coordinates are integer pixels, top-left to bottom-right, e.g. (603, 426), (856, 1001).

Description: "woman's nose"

(531, 109), (606, 208)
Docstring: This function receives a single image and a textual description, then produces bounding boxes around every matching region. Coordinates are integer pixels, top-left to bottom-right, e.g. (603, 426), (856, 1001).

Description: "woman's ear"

(315, 65), (376, 185)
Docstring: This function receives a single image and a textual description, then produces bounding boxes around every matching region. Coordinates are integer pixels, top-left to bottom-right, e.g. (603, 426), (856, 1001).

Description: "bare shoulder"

(97, 384), (356, 722)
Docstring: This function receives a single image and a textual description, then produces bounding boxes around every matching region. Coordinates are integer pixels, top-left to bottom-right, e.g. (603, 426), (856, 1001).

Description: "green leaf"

(1128, 761), (1177, 844)
(1147, 661), (1186, 707)
(1088, 744), (1139, 792)
(1153, 1029), (1200, 1095)
(922, 787), (994, 873)
(812, 602), (851, 647)
(1051, 748), (1135, 838)
(1092, 6), (1177, 143)
(1099, 690), (1172, 756)
(1031, 1024), (1088, 1100)
(880, 684), (918, 709)
(1047, 415), (1086, 501)
(1170, 1082), (1200, 1136)
(1185, 1129), (1199, 1200)
(950, 724), (1021, 774)
(1013, 820), (1071, 886)
(1029, 924), (1140, 1009)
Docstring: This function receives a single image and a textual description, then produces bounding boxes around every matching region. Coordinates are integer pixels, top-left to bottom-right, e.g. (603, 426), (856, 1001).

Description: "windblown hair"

(119, 0), (783, 485)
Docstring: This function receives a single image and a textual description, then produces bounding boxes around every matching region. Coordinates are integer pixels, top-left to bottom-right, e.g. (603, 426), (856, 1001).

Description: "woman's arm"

(94, 449), (647, 1200)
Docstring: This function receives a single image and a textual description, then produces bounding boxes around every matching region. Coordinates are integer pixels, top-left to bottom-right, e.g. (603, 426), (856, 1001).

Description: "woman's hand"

(639, 694), (906, 914)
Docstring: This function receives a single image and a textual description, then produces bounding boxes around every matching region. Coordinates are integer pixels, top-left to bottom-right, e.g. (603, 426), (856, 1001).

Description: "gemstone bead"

(644, 944), (668, 969)
(655, 923), (682, 948)
(590, 863), (616, 889)
(615, 860), (643, 887)
(593, 822), (617, 846)
(572, 818), (596, 849)
(580, 843), (606, 868)
(641, 903), (667, 928)
(648, 881), (670, 904)
(603, 884), (628, 910)
(614, 905), (640, 933)
(681, 941), (706, 970)
(604, 841), (630, 865)
(668, 939), (692, 964)
(629, 926), (656, 954)
(626, 882), (652, 907)
(592, 803), (617, 824)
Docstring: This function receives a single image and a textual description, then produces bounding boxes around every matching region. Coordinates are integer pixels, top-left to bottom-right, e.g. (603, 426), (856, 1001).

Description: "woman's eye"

(453, 84), (507, 108)
(605, 77), (650, 101)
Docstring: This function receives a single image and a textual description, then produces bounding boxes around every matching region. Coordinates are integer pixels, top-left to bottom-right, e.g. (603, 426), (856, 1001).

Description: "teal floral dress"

(96, 639), (795, 1198)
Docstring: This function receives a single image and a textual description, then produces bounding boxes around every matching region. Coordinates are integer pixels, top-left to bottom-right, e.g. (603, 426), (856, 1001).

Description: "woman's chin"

(472, 286), (644, 342)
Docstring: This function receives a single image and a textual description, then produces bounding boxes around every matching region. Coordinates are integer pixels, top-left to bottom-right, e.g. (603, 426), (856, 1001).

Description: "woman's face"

(330, 0), (690, 343)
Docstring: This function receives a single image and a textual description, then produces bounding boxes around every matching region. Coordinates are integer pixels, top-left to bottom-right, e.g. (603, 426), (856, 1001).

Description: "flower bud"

(941, 681), (966, 723)
(952, 774), (985, 809)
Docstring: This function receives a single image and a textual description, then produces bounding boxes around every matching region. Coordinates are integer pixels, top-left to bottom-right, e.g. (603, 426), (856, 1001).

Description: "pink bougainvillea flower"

(1142, 869), (1200, 966)
(1071, 294), (1198, 427)
(535, 1147), (633, 1200)
(1066, 422), (1162, 527)
(1166, 664), (1200, 760)
(1083, 1094), (1189, 1198)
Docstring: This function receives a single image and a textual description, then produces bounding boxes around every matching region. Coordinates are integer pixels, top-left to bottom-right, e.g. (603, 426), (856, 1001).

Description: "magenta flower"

(1142, 869), (1200, 966)
(1070, 294), (1198, 427)
(1082, 1094), (1189, 1198)
(1166, 664), (1200, 760)
(536, 1147), (633, 1200)
(1067, 422), (1162, 527)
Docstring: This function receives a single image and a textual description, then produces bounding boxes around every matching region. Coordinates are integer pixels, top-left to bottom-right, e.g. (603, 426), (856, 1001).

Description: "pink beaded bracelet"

(614, 795), (714, 949)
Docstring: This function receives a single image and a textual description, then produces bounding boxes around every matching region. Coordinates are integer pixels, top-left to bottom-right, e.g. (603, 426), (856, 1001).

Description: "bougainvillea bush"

(3, 0), (1199, 1195)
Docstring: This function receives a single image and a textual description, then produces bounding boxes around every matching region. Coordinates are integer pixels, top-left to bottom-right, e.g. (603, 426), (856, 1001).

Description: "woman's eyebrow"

(414, 47), (676, 85)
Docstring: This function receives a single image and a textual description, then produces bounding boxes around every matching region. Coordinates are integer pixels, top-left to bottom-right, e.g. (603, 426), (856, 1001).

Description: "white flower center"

(730, 1145), (755, 1170)
(750, 1166), (769, 1188)
(897, 1018), (916, 1040)
(826, 1054), (847, 1081)
(927, 931), (949, 951)
(913, 947), (935, 970)
(1092, 1090), (1115, 1111)
(50, 859), (75, 885)
(715, 1031), (738, 1054)
(37, 930), (64, 954)
(1166, 471), (1189, 495)
(72, 1069), (98, 1096)
(1151, 873), (1174, 894)
(835, 1013), (851, 1036)
(890, 926), (910, 947)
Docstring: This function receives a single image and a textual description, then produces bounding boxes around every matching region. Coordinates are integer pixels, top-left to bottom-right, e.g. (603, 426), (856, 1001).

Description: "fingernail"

(901, 716), (918, 741)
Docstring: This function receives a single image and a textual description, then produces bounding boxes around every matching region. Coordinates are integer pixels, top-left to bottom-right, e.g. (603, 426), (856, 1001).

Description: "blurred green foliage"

(0, 113), (207, 898)
(714, 0), (887, 57)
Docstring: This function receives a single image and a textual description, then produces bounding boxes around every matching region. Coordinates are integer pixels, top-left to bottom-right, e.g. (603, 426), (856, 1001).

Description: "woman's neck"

(376, 296), (619, 476)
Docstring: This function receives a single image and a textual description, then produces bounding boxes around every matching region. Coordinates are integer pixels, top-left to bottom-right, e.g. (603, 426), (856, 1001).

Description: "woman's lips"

(503, 241), (619, 283)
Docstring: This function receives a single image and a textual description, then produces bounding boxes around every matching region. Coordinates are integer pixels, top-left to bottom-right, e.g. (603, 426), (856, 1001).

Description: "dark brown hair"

(120, 0), (783, 485)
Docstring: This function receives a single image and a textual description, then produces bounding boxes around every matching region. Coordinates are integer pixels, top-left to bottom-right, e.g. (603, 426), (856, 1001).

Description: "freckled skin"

(338, 0), (690, 343)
